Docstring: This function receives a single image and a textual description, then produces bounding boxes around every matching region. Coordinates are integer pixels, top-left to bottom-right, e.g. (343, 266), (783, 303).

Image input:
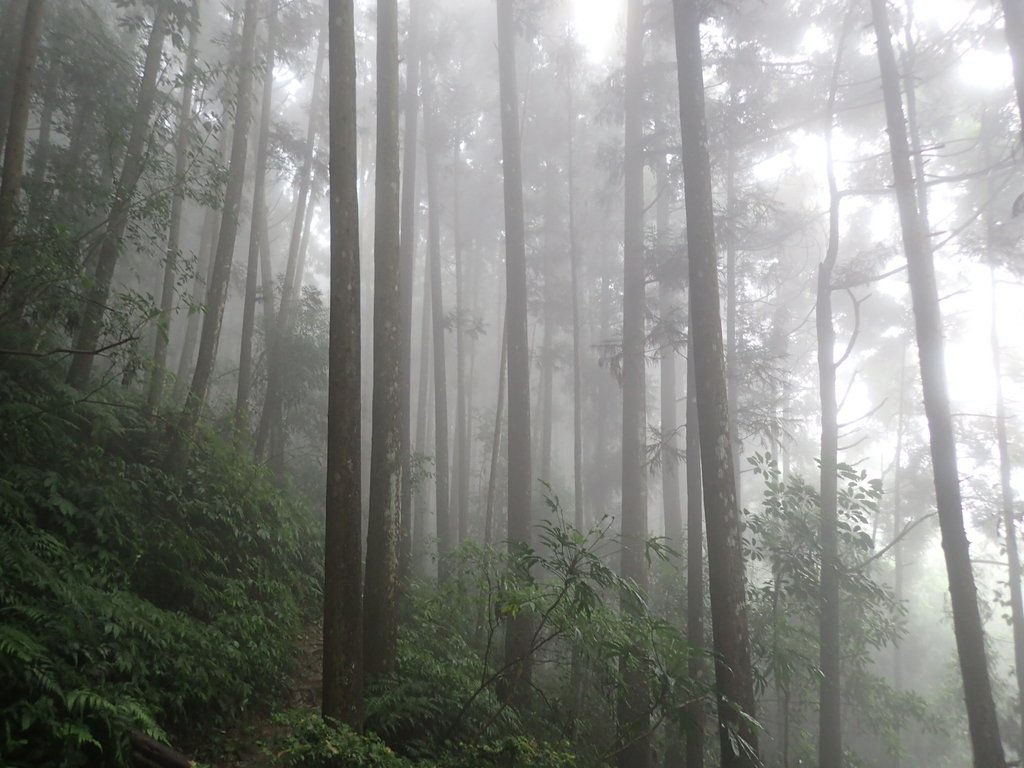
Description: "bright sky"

(570, 0), (620, 63)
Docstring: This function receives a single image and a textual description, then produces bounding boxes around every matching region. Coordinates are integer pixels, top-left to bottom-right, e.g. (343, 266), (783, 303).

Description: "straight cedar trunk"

(567, 87), (584, 532)
(261, 28), (326, 465)
(453, 142), (469, 543)
(724, 144), (741, 508)
(173, 207), (216, 401)
(422, 71), (452, 577)
(685, 330), (705, 768)
(891, 346), (907, 768)
(0, 0), (44, 251)
(169, 0), (260, 471)
(364, 0), (403, 680)
(870, 1), (1007, 765)
(496, 0), (533, 710)
(235, 1), (278, 430)
(413, 254), (433, 573)
(672, 1), (759, 765)
(657, 158), (682, 544)
(990, 265), (1024, 757)
(398, 0), (422, 575)
(67, 2), (167, 389)
(485, 316), (508, 546)
(539, 162), (558, 486)
(0, 0), (29, 156)
(1002, 0), (1024, 143)
(817, 19), (851, 765)
(27, 58), (60, 229)
(148, 14), (199, 415)
(618, 0), (649, 766)
(322, 0), (363, 728)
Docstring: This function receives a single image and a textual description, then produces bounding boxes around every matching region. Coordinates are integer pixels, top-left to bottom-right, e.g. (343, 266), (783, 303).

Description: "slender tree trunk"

(423, 70), (452, 577)
(0, 0), (29, 156)
(27, 58), (60, 229)
(0, 0), (44, 252)
(672, 1), (758, 764)
(990, 264), (1024, 758)
(364, 0), (402, 680)
(67, 2), (167, 388)
(453, 141), (469, 544)
(657, 157), (682, 544)
(871, 2), (1006, 765)
(322, 0), (363, 729)
(567, 73), (584, 532)
(684, 310), (705, 768)
(148, 12), (199, 415)
(235, 1), (277, 430)
(496, 0), (533, 710)
(485, 316), (508, 547)
(724, 144), (741, 508)
(413, 248), (432, 573)
(817, 17), (851, 765)
(169, 0), (260, 470)
(174, 207), (215, 401)
(539, 162), (558, 486)
(399, 0), (422, 577)
(618, 1), (649, 766)
(1002, 0), (1024, 144)
(261, 28), (326, 463)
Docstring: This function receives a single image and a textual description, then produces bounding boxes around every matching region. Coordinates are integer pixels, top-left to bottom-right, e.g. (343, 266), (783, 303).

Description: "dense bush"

(0, 357), (323, 766)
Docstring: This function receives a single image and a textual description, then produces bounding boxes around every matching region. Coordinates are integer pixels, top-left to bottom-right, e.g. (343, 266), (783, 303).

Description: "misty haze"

(1, 0), (1023, 766)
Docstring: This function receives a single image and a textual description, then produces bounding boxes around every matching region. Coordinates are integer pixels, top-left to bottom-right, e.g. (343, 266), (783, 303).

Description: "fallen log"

(129, 731), (193, 768)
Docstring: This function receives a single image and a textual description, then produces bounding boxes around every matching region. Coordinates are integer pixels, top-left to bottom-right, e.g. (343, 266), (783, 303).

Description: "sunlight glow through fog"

(570, 0), (621, 63)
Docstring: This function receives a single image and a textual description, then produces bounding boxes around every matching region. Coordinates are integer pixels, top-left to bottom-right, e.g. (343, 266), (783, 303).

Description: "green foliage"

(270, 711), (410, 768)
(0, 359), (322, 766)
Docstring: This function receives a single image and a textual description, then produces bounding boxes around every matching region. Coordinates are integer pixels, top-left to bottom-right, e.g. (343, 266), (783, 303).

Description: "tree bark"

(0, 0), (44, 251)
(364, 0), (403, 680)
(422, 69), (452, 577)
(871, 1), (1007, 765)
(169, 0), (260, 470)
(148, 10), (199, 415)
(234, 1), (277, 430)
(567, 70), (584, 532)
(399, 0), (422, 577)
(672, 1), (759, 764)
(485, 315), (508, 547)
(27, 57), (60, 229)
(66, 1), (166, 388)
(322, 0), (363, 728)
(453, 140), (469, 543)
(496, 0), (533, 711)
(684, 325), (705, 768)
(1002, 0), (1024, 144)
(413, 243), (433, 573)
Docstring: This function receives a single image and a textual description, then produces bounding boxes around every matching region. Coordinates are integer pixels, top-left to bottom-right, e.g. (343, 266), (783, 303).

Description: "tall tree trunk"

(485, 315), (508, 547)
(322, 0), (363, 729)
(148, 10), (199, 415)
(657, 157), (682, 544)
(724, 144), (741, 508)
(399, 0), (422, 576)
(364, 0), (402, 680)
(672, 1), (759, 765)
(683, 327), (705, 768)
(66, 2), (166, 388)
(173, 206), (216, 401)
(567, 70), (584, 532)
(261, 28), (327, 464)
(817, 17), (852, 765)
(234, 1), (277, 430)
(0, 0), (44, 251)
(619, 0), (649, 766)
(453, 141), (469, 544)
(870, 1), (1007, 765)
(27, 57), (60, 229)
(496, 0), (533, 710)
(1002, 0), (1024, 144)
(539, 162), (558, 487)
(413, 250), (432, 573)
(0, 0), (29, 156)
(423, 69), (452, 578)
(990, 264), (1024, 758)
(169, 0), (260, 470)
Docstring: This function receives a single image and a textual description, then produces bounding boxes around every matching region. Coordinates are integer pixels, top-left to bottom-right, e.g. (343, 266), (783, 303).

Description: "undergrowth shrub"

(0, 358), (323, 766)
